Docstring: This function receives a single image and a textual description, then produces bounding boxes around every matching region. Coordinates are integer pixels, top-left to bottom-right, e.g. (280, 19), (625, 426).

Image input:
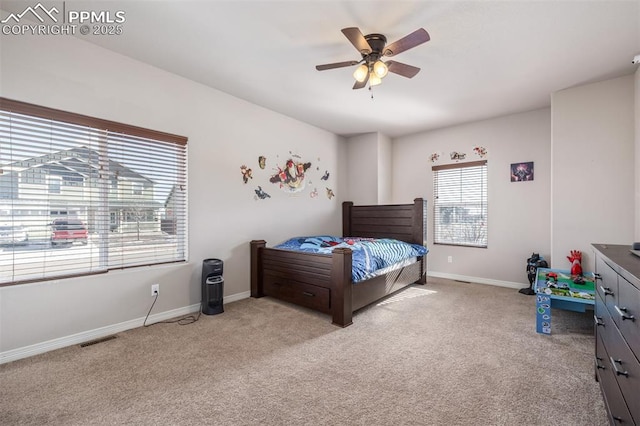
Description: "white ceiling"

(3, 1), (640, 138)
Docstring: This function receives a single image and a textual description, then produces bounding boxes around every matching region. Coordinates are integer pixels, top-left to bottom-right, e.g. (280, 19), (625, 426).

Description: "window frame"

(47, 175), (62, 194)
(432, 160), (488, 248)
(0, 97), (188, 286)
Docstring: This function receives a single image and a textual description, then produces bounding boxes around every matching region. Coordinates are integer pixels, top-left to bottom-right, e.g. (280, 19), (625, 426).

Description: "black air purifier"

(202, 258), (224, 315)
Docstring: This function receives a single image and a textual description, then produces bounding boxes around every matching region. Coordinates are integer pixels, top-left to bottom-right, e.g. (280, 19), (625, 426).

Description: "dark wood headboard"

(342, 198), (427, 246)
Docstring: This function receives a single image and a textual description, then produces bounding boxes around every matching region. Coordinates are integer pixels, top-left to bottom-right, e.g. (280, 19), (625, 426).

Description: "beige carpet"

(0, 277), (608, 425)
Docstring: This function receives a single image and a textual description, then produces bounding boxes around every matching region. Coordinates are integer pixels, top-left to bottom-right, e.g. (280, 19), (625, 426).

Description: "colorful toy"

(567, 250), (586, 284)
(519, 252), (549, 295)
(567, 250), (582, 276)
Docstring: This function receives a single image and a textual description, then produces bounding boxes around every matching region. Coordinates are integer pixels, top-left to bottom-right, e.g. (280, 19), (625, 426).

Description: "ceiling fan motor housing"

(363, 33), (387, 61)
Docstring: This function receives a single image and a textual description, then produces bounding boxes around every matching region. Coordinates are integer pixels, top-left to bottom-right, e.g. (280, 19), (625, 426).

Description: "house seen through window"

(0, 98), (188, 285)
(432, 160), (488, 248)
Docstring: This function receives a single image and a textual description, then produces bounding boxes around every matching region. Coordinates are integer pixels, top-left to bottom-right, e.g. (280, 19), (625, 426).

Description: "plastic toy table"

(533, 268), (595, 335)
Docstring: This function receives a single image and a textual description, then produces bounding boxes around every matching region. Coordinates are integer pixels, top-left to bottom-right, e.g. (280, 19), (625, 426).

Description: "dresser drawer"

(264, 277), (331, 313)
(595, 293), (617, 349)
(596, 256), (619, 318)
(596, 334), (635, 425)
(595, 291), (608, 330)
(606, 323), (640, 424)
(616, 275), (640, 357)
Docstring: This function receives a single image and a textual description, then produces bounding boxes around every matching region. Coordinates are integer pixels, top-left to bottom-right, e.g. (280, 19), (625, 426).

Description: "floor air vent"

(80, 335), (117, 347)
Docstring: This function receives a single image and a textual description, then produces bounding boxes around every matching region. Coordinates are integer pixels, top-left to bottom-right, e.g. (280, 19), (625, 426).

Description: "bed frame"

(250, 198), (427, 327)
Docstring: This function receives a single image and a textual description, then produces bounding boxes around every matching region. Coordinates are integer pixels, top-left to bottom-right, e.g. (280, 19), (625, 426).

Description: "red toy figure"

(567, 250), (583, 276)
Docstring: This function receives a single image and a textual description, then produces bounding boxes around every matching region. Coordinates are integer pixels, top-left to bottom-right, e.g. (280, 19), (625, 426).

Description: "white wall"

(551, 75), (635, 270)
(392, 109), (552, 286)
(0, 32), (346, 359)
(345, 133), (379, 205)
(377, 133), (392, 204)
(346, 132), (393, 205)
(636, 67), (640, 241)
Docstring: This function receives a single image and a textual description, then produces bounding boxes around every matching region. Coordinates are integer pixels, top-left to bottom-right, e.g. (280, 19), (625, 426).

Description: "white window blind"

(433, 160), (487, 247)
(0, 98), (187, 285)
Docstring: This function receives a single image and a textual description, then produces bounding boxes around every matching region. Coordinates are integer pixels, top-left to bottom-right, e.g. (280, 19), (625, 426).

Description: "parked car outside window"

(0, 224), (29, 246)
(50, 219), (88, 246)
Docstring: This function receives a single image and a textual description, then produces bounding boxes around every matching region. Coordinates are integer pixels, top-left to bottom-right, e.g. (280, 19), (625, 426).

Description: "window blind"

(0, 98), (187, 285)
(432, 160), (487, 247)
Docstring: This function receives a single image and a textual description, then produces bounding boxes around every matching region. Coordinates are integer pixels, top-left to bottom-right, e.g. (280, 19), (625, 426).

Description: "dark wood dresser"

(592, 244), (640, 425)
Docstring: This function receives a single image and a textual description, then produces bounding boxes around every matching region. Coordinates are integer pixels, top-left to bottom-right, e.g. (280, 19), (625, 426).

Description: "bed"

(250, 198), (427, 327)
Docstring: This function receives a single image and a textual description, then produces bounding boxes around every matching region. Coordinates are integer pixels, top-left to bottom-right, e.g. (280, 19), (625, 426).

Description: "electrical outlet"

(448, 256), (453, 263)
(151, 284), (159, 297)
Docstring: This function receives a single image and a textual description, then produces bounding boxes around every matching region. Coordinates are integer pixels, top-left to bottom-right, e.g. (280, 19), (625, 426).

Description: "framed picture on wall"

(510, 162), (534, 182)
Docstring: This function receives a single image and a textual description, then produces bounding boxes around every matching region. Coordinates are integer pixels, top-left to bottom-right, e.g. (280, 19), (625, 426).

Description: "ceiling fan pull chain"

(369, 85), (374, 99)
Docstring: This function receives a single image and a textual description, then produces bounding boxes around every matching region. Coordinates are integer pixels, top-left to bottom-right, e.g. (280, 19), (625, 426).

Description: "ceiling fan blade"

(383, 28), (430, 57)
(315, 60), (359, 71)
(386, 61), (421, 78)
(353, 73), (369, 90)
(341, 27), (372, 55)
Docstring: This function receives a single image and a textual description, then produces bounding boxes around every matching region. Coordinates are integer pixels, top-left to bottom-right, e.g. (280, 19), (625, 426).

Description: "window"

(23, 167), (45, 184)
(433, 160), (487, 247)
(132, 182), (143, 196)
(0, 98), (188, 285)
(48, 176), (61, 194)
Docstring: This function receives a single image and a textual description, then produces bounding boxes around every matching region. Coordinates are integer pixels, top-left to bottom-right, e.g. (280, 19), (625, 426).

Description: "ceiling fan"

(315, 27), (430, 90)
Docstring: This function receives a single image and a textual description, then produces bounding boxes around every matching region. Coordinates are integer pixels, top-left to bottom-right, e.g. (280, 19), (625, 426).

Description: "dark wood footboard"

(251, 240), (354, 326)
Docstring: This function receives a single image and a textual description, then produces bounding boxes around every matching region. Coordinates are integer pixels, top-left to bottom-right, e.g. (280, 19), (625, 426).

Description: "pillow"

(299, 236), (342, 249)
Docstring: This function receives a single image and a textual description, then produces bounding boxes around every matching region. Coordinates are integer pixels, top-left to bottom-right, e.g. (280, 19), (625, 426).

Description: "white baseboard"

(0, 291), (251, 365)
(224, 290), (250, 304)
(427, 271), (526, 290)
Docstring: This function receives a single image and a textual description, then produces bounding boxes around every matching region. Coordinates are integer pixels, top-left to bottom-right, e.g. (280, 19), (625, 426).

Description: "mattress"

(274, 235), (428, 283)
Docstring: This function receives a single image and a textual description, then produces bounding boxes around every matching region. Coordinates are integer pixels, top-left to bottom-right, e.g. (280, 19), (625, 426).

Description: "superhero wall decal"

(269, 158), (312, 193)
(240, 165), (253, 184)
(430, 146), (488, 164)
(241, 152), (335, 201)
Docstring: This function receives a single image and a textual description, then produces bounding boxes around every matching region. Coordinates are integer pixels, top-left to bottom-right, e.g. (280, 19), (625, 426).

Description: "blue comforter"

(274, 236), (428, 283)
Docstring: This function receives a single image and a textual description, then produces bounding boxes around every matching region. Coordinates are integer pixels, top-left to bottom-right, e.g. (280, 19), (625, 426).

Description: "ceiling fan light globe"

(353, 64), (368, 83)
(369, 73), (382, 86)
(373, 60), (388, 78)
